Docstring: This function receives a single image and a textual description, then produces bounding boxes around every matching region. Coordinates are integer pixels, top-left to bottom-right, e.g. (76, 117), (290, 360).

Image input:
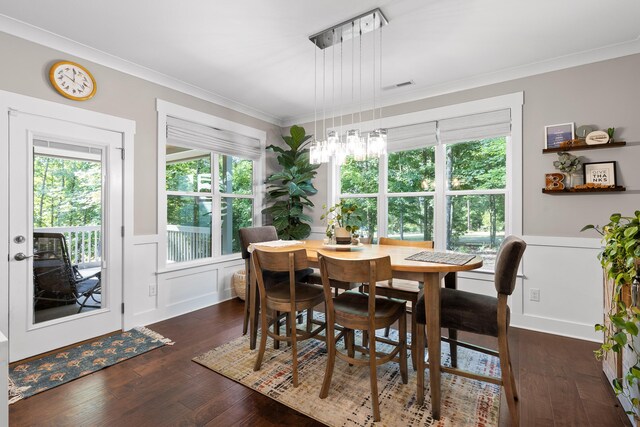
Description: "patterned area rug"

(193, 326), (500, 426)
(8, 327), (173, 403)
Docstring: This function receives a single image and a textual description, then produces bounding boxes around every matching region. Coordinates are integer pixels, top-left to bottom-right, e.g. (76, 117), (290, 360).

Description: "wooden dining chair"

(252, 248), (326, 387)
(238, 226), (314, 349)
(414, 235), (526, 426)
(373, 237), (457, 368)
(318, 252), (408, 422)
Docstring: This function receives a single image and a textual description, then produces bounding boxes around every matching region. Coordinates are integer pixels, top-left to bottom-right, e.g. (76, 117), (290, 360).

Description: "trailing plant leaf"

(262, 125), (319, 240)
(583, 211), (640, 418)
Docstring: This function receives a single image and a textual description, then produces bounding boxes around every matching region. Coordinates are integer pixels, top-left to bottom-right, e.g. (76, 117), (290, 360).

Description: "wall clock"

(49, 60), (97, 101)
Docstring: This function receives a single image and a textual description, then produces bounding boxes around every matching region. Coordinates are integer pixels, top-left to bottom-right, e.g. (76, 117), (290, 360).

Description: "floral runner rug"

(193, 327), (500, 427)
(8, 327), (173, 404)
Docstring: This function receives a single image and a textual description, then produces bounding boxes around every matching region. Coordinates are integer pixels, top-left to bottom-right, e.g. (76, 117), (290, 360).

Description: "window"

(333, 94), (522, 271)
(158, 101), (265, 267)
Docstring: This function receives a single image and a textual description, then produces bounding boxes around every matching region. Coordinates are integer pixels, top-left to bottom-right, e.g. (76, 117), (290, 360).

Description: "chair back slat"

(238, 226), (278, 260)
(379, 237), (434, 249)
(253, 248), (308, 273)
(494, 235), (526, 295)
(318, 253), (392, 285)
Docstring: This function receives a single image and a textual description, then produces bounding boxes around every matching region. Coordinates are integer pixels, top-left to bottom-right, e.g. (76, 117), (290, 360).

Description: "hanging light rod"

(309, 8), (388, 50)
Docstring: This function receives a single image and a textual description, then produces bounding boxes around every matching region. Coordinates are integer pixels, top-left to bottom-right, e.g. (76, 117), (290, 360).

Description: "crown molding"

(282, 36), (640, 127)
(0, 14), (284, 127)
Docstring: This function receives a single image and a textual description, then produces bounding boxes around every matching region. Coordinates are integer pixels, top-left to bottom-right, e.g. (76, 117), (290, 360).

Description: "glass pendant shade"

(309, 140), (322, 165)
(367, 128), (387, 158)
(345, 129), (360, 155)
(353, 136), (368, 161)
(326, 130), (340, 155)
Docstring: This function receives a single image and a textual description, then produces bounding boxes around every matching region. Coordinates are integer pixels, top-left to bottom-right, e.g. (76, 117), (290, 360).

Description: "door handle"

(14, 252), (34, 261)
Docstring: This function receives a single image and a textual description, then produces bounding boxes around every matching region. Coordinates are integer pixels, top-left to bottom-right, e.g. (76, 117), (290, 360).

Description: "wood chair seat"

(265, 282), (324, 307)
(333, 291), (406, 330)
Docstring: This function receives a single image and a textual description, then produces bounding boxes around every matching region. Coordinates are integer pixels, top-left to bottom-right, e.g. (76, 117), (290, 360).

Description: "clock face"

(49, 61), (97, 101)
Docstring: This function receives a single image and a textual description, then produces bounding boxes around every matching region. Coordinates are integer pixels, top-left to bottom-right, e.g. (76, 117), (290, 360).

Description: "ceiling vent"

(383, 80), (415, 90)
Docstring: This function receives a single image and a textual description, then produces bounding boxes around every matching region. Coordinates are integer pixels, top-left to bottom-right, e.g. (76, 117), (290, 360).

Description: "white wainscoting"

(127, 233), (603, 343)
(458, 235), (603, 342)
(125, 235), (244, 329)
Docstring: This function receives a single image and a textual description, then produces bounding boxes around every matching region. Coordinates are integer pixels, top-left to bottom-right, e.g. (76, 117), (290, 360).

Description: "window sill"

(157, 253), (243, 274)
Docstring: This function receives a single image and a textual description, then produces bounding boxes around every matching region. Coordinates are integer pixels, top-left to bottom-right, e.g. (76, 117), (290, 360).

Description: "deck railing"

(167, 225), (212, 262)
(34, 226), (101, 269)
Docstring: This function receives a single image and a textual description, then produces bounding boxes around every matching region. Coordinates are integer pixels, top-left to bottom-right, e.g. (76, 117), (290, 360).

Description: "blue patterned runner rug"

(8, 327), (173, 403)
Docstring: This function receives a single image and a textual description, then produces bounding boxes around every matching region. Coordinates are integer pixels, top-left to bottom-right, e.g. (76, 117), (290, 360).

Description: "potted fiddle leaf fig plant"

(262, 125), (319, 240)
(582, 211), (640, 420)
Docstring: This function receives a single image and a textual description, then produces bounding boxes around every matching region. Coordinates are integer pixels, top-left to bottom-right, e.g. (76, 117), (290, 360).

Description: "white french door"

(8, 112), (123, 362)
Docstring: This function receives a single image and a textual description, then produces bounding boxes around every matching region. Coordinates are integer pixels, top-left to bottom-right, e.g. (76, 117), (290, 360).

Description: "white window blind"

(438, 109), (511, 145)
(386, 121), (437, 152)
(166, 116), (262, 160)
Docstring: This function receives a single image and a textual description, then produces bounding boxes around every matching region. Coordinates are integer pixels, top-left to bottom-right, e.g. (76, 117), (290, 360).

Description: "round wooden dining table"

(248, 239), (483, 420)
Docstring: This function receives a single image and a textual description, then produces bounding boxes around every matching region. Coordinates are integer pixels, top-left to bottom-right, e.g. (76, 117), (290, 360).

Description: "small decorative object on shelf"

(545, 122), (574, 149)
(545, 173), (565, 190)
(585, 130), (609, 145)
(553, 152), (583, 188)
(607, 127), (615, 143)
(584, 161), (617, 187)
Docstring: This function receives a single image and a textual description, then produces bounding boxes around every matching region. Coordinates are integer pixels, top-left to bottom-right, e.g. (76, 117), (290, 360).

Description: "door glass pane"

(340, 157), (379, 194)
(167, 195), (212, 262)
(388, 147), (435, 192)
(446, 137), (506, 190)
(388, 196), (434, 241)
(340, 197), (378, 243)
(221, 198), (253, 255)
(166, 145), (211, 193)
(33, 147), (103, 324)
(445, 194), (505, 269)
(219, 155), (253, 195)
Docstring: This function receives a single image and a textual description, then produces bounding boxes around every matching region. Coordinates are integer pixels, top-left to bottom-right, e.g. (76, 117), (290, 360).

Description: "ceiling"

(1, 1), (639, 126)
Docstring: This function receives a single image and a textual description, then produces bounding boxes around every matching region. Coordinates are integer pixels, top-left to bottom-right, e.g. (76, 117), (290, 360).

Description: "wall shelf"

(542, 141), (626, 153)
(542, 186), (626, 194)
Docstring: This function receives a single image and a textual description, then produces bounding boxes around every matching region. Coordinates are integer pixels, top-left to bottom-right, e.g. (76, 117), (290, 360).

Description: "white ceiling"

(1, 0), (639, 126)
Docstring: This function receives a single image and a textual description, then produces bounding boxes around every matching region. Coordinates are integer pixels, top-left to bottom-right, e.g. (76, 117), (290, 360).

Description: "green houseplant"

(320, 201), (363, 241)
(582, 211), (640, 418)
(262, 125), (319, 240)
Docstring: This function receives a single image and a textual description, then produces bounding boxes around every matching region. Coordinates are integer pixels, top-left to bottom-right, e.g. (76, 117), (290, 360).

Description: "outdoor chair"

(33, 232), (101, 313)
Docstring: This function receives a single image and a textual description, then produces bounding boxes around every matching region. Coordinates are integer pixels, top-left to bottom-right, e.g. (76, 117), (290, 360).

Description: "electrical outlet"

(149, 283), (157, 297)
(530, 288), (540, 302)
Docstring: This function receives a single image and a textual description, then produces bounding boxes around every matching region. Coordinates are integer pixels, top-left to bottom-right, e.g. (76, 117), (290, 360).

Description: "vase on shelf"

(570, 173), (583, 188)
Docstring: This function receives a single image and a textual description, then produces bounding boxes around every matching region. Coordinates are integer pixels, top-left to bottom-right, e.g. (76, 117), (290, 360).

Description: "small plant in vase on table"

(321, 201), (363, 245)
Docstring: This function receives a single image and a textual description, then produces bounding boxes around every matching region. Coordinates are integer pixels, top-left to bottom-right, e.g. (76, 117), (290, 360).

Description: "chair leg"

(285, 312), (292, 347)
(510, 360), (519, 401)
(410, 309), (418, 371)
(398, 310), (408, 384)
(368, 323), (381, 422)
(449, 328), (458, 368)
(242, 281), (250, 335)
(383, 325), (390, 337)
(290, 311), (299, 387)
(274, 310), (281, 350)
(498, 331), (519, 427)
(416, 323), (425, 406)
(346, 329), (355, 366)
(306, 308), (313, 333)
(253, 305), (269, 371)
(320, 322), (336, 399)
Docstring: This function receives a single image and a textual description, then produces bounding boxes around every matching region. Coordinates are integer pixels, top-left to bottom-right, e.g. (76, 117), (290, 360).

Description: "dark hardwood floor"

(10, 299), (630, 426)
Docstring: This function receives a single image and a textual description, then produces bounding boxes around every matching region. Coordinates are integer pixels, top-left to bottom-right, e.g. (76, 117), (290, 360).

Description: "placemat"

(406, 251), (476, 265)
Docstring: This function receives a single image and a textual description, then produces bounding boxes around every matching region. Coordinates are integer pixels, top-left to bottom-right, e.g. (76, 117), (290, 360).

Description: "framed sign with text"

(583, 161), (617, 187)
(545, 123), (574, 149)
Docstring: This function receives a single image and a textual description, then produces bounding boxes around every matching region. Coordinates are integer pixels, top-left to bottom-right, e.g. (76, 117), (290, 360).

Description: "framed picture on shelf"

(583, 161), (617, 186)
(545, 123), (574, 149)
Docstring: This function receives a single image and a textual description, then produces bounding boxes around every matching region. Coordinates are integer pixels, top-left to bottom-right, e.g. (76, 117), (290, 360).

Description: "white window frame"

(328, 92), (523, 272)
(157, 99), (266, 272)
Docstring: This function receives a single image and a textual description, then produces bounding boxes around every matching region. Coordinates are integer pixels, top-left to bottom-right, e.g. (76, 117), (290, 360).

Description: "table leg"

(424, 272), (443, 420)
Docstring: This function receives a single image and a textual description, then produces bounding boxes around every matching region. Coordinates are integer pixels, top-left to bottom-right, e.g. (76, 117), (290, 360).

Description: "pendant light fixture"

(308, 9), (388, 164)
